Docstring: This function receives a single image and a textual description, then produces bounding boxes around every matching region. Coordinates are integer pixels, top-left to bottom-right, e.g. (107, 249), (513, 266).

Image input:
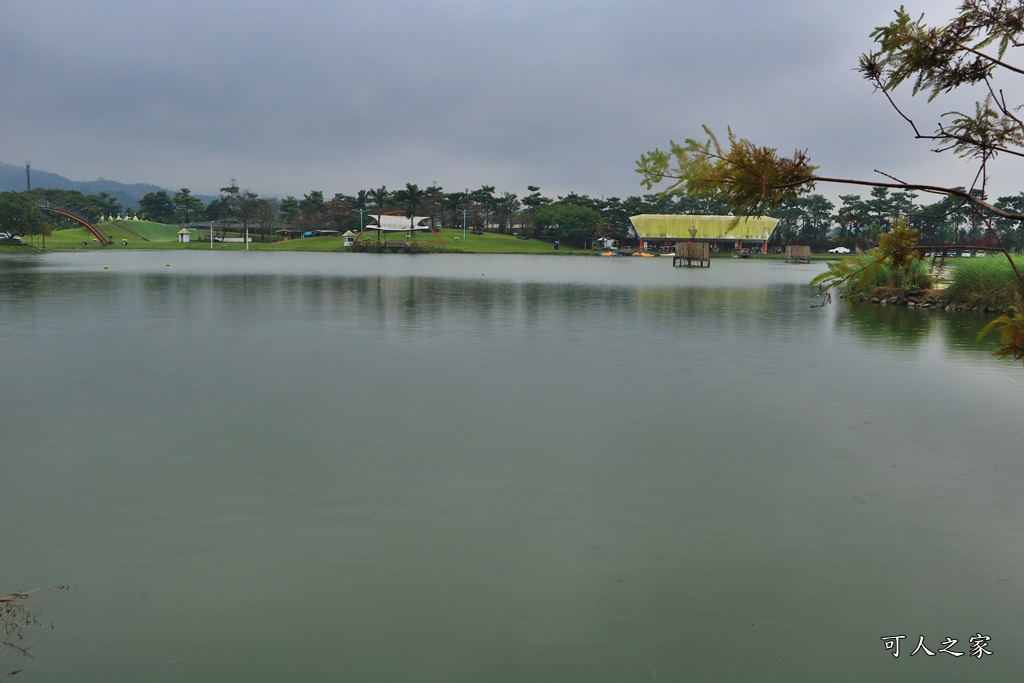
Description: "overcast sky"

(4, 0), (1018, 204)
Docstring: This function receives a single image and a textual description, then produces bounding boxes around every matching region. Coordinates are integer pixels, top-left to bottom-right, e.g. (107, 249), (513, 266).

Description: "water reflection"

(1, 252), (1022, 683)
(837, 300), (1001, 360)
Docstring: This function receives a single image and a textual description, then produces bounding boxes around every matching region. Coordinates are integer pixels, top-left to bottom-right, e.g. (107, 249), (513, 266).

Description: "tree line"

(4, 181), (1023, 250)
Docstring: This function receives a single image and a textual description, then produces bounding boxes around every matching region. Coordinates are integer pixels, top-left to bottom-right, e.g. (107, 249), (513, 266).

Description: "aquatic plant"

(2, 586), (70, 677)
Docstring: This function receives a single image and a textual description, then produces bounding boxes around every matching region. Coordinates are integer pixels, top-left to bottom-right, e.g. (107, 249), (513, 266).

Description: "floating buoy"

(103, 266), (109, 270)
(166, 264), (170, 267)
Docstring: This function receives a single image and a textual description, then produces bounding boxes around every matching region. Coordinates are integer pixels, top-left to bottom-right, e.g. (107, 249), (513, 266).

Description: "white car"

(827, 246), (851, 254)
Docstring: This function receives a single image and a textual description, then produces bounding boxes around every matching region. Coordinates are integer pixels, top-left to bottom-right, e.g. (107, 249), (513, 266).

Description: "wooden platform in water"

(672, 242), (710, 267)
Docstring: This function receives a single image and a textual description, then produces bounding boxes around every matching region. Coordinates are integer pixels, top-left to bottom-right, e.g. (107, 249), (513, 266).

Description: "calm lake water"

(1, 251), (1022, 682)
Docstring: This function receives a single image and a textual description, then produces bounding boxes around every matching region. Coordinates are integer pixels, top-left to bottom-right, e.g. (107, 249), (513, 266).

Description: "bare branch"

(955, 41), (1024, 76)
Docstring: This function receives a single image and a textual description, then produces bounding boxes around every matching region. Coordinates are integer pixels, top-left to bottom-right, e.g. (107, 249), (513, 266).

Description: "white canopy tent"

(365, 215), (431, 231)
(357, 214), (446, 247)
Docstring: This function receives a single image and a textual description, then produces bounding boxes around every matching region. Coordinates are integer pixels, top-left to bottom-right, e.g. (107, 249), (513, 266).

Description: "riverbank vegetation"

(3, 178), (1022, 258)
(945, 254), (1024, 310)
(812, 221), (934, 300)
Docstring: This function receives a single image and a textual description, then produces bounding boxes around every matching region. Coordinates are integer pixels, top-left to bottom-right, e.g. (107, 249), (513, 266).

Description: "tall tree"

(796, 194), (836, 248)
(422, 184), (445, 230)
(219, 180), (240, 215)
(138, 190), (175, 223)
(535, 203), (601, 247)
(494, 192), (520, 233)
(237, 189), (259, 244)
(280, 196), (300, 225)
(254, 197), (280, 242)
(93, 192), (122, 220)
(393, 183), (424, 242)
(368, 186), (389, 241)
(207, 180), (241, 225)
(470, 185), (497, 232)
(0, 192), (45, 238)
(173, 188), (205, 223)
(994, 193), (1024, 250)
(320, 196), (354, 233)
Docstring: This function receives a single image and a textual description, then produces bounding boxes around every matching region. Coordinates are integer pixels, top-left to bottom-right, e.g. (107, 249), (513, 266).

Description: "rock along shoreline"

(842, 290), (1012, 315)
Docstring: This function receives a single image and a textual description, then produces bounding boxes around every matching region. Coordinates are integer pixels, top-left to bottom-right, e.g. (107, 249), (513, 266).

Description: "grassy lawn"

(25, 225), (597, 255)
(23, 221), (201, 250)
(9, 222), (852, 258)
(265, 228), (592, 254)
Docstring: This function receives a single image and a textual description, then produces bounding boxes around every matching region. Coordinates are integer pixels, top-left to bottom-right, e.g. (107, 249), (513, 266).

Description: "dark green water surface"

(1, 251), (1021, 682)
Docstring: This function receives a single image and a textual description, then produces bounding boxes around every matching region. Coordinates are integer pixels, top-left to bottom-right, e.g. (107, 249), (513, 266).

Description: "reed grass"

(945, 254), (1024, 308)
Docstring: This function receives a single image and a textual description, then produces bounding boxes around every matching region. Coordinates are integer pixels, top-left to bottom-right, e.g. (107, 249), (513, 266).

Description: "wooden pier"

(672, 242), (711, 267)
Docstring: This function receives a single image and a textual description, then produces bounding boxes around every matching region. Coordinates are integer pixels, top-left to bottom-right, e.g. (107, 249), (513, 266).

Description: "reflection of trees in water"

(114, 275), (824, 342)
(21, 269), (1003, 362)
(837, 302), (1001, 356)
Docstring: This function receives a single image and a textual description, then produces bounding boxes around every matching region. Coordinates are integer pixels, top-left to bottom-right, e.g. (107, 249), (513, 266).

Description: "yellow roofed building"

(628, 215), (780, 253)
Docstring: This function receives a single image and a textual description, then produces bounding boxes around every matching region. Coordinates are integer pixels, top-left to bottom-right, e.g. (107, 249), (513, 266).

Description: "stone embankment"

(842, 290), (1011, 314)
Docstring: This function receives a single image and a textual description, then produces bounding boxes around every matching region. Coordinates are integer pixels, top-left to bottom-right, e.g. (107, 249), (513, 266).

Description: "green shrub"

(812, 221), (932, 299)
(812, 251), (933, 298)
(945, 254), (1024, 309)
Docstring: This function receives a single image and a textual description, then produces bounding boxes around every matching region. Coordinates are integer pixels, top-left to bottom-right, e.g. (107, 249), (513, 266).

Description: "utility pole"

(25, 162), (30, 191)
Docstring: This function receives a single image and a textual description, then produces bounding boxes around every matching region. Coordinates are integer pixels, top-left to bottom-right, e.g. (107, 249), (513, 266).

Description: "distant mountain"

(0, 162), (189, 209)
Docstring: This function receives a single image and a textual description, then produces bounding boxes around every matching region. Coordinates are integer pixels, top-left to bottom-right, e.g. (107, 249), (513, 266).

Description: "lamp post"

(460, 208), (469, 242)
(353, 208), (370, 243)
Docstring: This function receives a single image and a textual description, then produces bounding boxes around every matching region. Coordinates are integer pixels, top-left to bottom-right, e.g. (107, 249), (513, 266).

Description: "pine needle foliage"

(811, 221), (932, 300)
(859, 2), (1024, 100)
(979, 295), (1024, 361)
(636, 126), (818, 223)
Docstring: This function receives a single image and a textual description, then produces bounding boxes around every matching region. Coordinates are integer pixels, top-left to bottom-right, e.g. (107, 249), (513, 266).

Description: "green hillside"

(107, 220), (189, 242)
(41, 220), (196, 248)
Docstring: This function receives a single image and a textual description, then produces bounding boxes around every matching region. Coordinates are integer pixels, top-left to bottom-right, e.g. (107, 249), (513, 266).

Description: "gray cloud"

(3, 0), (1017, 203)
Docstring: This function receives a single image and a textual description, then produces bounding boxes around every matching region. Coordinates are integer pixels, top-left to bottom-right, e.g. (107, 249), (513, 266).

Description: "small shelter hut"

(177, 228), (191, 243)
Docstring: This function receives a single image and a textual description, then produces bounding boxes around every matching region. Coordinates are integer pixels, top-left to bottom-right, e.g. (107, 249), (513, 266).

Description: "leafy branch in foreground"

(636, 126), (818, 219)
(979, 295), (1024, 360)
